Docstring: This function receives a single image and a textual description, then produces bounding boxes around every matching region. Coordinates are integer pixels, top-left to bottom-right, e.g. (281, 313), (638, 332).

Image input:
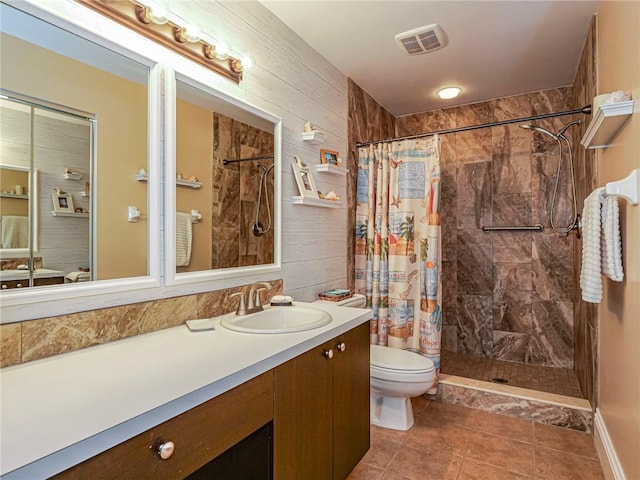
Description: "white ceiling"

(259, 0), (599, 116)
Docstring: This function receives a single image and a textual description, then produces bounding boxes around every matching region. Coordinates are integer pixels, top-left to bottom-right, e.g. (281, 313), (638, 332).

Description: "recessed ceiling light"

(436, 86), (462, 100)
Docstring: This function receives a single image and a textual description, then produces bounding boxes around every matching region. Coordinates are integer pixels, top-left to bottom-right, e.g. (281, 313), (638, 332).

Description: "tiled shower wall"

(570, 18), (598, 403)
(395, 89), (578, 368)
(211, 113), (275, 268)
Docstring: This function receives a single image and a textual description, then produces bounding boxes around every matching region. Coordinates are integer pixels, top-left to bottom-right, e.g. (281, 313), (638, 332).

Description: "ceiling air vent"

(395, 24), (448, 56)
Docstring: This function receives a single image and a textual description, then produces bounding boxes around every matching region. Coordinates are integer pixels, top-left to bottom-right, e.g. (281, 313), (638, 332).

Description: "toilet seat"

(370, 345), (434, 373)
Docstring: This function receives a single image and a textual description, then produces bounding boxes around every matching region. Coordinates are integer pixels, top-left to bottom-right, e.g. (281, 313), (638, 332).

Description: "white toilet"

(315, 294), (436, 431)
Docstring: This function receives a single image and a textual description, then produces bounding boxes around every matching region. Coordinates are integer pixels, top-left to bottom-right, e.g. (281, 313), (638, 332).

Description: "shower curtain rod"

(222, 154), (274, 166)
(355, 105), (592, 148)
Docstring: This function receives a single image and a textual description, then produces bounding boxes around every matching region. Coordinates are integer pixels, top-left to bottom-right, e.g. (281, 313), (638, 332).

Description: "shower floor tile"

(440, 351), (584, 398)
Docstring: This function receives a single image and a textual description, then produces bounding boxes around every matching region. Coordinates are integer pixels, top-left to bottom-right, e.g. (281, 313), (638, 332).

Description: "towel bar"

(604, 169), (638, 205)
(481, 224), (544, 233)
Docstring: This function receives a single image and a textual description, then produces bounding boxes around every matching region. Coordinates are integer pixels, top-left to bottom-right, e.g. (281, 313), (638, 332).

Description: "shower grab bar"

(482, 224), (544, 233)
(222, 154), (274, 165)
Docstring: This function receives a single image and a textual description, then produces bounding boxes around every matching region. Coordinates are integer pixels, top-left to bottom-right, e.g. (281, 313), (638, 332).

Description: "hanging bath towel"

(601, 195), (623, 281)
(580, 187), (604, 303)
(176, 212), (192, 267)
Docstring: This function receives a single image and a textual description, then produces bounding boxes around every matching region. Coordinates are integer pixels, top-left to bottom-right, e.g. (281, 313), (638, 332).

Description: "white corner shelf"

(51, 211), (90, 218)
(290, 196), (343, 208)
(176, 178), (202, 189)
(63, 172), (83, 181)
(301, 130), (325, 144)
(0, 193), (28, 200)
(581, 100), (634, 149)
(315, 164), (347, 176)
(136, 173), (201, 189)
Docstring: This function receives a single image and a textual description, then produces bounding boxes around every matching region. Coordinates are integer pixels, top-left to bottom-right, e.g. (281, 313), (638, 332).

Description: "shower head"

(519, 124), (558, 139)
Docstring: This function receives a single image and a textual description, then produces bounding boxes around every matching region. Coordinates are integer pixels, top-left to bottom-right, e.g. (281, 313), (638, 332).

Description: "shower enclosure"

(348, 80), (597, 403)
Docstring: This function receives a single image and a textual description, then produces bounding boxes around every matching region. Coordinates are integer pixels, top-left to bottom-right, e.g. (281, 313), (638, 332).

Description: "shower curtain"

(355, 136), (442, 393)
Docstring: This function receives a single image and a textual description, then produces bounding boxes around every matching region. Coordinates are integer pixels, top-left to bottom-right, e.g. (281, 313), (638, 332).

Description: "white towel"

(601, 195), (624, 281)
(176, 212), (192, 267)
(1, 216), (29, 248)
(580, 187), (604, 303)
(65, 271), (91, 282)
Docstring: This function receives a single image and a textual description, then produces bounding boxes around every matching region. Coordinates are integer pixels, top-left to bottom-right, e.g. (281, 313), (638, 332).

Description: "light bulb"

(436, 86), (462, 100)
(183, 23), (201, 42)
(241, 55), (253, 69)
(215, 41), (229, 60)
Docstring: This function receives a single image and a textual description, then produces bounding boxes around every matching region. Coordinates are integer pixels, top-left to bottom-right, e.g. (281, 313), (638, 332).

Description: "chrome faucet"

(230, 281), (272, 316)
(247, 281), (272, 312)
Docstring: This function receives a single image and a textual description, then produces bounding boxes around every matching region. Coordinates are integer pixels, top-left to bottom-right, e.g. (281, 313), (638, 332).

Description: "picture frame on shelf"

(320, 149), (341, 166)
(291, 156), (318, 198)
(52, 188), (74, 213)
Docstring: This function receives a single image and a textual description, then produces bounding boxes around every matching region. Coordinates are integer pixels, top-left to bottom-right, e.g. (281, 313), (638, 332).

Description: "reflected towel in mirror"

(1, 216), (29, 249)
(176, 212), (192, 267)
(65, 271), (91, 282)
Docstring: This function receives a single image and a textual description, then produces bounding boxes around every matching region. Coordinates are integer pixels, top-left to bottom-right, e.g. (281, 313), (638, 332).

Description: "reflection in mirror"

(175, 79), (276, 275)
(0, 2), (150, 290)
(0, 94), (93, 289)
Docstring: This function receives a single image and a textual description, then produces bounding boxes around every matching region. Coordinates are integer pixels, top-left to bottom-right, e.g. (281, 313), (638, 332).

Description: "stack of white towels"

(580, 187), (624, 303)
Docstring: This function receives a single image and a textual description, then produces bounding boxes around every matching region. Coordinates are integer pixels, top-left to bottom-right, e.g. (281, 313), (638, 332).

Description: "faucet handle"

(230, 292), (247, 316)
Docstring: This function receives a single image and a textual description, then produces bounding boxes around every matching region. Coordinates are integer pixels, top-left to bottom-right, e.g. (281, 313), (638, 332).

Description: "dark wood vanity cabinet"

(274, 322), (370, 480)
(50, 322), (370, 480)
(53, 372), (274, 480)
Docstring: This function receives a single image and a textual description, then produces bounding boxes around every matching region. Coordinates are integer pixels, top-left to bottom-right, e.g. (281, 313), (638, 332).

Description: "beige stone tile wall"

(0, 280), (283, 368)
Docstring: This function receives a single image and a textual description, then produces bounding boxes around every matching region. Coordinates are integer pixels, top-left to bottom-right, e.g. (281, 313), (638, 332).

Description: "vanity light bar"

(74, 0), (247, 83)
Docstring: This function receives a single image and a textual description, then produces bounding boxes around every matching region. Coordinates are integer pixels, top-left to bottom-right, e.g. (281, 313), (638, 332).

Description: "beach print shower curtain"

(355, 136), (442, 393)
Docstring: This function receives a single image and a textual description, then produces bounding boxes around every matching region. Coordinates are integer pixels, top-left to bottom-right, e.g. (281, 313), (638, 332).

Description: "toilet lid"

(370, 345), (435, 373)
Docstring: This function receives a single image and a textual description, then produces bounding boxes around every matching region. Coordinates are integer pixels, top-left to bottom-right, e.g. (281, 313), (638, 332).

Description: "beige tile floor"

(349, 399), (604, 480)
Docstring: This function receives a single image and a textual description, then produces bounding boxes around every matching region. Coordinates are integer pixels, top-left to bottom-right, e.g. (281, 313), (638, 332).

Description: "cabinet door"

(332, 322), (370, 479)
(273, 344), (333, 480)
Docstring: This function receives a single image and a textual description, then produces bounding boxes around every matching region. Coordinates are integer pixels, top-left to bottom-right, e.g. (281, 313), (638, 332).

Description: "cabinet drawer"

(54, 371), (273, 480)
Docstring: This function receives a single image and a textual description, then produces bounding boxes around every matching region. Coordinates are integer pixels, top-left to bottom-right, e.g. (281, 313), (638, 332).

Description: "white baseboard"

(594, 408), (626, 480)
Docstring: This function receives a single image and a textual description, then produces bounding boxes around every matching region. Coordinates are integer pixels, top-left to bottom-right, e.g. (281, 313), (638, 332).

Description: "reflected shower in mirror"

(0, 2), (150, 289)
(175, 80), (275, 274)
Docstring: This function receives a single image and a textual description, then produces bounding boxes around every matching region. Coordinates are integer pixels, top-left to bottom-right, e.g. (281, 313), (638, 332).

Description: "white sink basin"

(220, 306), (332, 334)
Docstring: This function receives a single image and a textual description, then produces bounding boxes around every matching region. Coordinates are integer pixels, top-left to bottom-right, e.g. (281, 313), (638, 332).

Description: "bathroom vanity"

(0, 302), (372, 479)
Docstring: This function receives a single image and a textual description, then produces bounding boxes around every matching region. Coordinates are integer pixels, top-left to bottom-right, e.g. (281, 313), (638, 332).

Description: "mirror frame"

(1, 0), (283, 323)
(0, 0), (162, 322)
(164, 67), (282, 286)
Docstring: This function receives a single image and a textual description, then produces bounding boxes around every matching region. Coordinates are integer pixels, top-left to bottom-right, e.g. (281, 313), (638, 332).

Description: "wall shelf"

(136, 173), (201, 189)
(51, 211), (90, 218)
(581, 100), (634, 149)
(301, 130), (325, 144)
(64, 172), (83, 181)
(0, 193), (28, 200)
(290, 196), (343, 208)
(315, 164), (347, 176)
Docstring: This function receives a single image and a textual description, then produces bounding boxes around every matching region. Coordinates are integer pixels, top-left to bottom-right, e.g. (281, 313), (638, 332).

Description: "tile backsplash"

(0, 280), (283, 368)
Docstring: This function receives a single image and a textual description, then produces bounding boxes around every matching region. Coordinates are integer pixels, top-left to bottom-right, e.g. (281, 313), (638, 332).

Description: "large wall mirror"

(0, 1), (161, 320)
(166, 72), (282, 284)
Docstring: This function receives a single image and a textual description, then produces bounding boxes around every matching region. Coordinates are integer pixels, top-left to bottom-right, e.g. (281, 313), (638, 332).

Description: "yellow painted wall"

(0, 33), (148, 280)
(0, 169), (29, 217)
(176, 99), (213, 272)
(595, 2), (640, 478)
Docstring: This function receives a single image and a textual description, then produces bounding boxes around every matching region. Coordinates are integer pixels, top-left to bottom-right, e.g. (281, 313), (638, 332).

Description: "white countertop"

(0, 302), (372, 478)
(0, 268), (65, 281)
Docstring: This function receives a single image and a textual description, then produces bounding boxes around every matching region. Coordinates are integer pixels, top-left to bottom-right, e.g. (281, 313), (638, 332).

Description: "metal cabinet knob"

(1, 284), (7, 289)
(157, 441), (175, 460)
(16, 283), (22, 288)
(336, 342), (346, 352)
(324, 348), (334, 359)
